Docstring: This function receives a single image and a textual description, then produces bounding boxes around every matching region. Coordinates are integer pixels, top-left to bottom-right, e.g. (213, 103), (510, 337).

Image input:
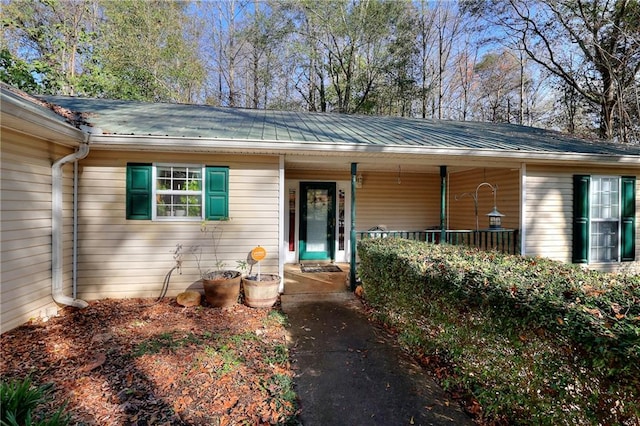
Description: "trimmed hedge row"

(358, 238), (640, 424)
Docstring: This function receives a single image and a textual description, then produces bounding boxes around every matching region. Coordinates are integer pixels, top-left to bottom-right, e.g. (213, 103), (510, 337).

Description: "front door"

(299, 182), (336, 261)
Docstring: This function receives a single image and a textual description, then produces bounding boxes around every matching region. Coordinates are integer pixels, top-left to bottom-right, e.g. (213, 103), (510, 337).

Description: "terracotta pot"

(242, 274), (281, 308)
(202, 271), (241, 308)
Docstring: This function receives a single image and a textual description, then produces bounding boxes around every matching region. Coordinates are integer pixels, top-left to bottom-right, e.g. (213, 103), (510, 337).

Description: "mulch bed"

(0, 298), (298, 425)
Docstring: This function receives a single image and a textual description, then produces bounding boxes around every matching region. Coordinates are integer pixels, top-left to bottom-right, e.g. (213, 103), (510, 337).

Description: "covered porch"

(283, 155), (523, 290)
(287, 159), (519, 241)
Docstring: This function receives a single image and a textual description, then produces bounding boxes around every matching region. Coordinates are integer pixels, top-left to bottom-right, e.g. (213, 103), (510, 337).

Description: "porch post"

(440, 166), (447, 242)
(350, 162), (358, 291)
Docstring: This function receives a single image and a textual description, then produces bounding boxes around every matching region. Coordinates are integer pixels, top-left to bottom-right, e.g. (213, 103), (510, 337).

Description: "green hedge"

(358, 238), (640, 424)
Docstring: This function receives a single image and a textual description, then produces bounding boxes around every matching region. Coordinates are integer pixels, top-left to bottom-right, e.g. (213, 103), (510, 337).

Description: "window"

(573, 175), (636, 263)
(126, 163), (228, 221)
(590, 177), (619, 262)
(155, 165), (203, 219)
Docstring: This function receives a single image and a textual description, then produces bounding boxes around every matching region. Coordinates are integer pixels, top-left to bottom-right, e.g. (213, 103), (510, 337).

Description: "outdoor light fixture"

(486, 206), (505, 229)
(355, 174), (363, 188)
(455, 182), (505, 230)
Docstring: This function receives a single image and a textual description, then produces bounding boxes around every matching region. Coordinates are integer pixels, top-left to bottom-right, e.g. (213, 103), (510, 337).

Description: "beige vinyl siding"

(287, 168), (441, 231)
(524, 172), (573, 262)
(286, 169), (351, 181)
(449, 168), (520, 231)
(525, 165), (640, 272)
(1, 129), (75, 333)
(76, 152), (280, 300)
(355, 172), (441, 231)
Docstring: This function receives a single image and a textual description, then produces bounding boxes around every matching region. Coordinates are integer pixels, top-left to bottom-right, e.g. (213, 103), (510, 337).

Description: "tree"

(242, 1), (292, 108)
(0, 49), (41, 92)
(1, 0), (101, 95)
(448, 47), (479, 121)
(285, 0), (414, 114)
(200, 0), (252, 107)
(466, 0), (640, 141)
(473, 50), (522, 122)
(98, 0), (205, 103)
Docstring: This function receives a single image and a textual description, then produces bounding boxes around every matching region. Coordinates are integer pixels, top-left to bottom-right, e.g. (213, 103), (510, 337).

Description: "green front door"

(299, 182), (336, 261)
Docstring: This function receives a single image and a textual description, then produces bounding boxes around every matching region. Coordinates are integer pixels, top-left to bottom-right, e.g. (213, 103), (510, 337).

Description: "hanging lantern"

(486, 207), (505, 229)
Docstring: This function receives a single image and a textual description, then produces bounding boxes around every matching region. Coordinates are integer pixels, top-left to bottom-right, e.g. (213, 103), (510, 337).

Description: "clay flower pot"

(242, 274), (281, 308)
(202, 271), (242, 308)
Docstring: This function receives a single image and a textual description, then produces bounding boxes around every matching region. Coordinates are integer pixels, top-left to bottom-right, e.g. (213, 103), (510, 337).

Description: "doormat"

(300, 264), (343, 273)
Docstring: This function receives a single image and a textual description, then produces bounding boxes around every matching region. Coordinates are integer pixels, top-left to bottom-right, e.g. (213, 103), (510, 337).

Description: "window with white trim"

(126, 163), (229, 221)
(589, 176), (619, 262)
(154, 165), (203, 219)
(572, 174), (636, 264)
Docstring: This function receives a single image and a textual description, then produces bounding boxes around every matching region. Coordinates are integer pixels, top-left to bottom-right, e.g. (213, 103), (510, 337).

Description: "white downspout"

(73, 158), (79, 298)
(278, 155), (285, 292)
(52, 139), (90, 308)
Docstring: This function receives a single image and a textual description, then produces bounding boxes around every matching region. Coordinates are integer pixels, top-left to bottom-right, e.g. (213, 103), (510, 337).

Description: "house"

(1, 83), (639, 333)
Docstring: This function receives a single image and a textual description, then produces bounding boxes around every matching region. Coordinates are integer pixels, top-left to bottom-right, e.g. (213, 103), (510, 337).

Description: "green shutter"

(572, 175), (590, 263)
(205, 167), (229, 220)
(621, 176), (636, 262)
(126, 163), (152, 220)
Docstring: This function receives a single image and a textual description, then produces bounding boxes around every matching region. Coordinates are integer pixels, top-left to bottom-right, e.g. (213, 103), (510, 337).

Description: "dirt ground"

(0, 298), (298, 425)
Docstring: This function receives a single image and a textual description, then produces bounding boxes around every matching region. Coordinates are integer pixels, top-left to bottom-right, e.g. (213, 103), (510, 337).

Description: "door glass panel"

(338, 189), (345, 250)
(299, 182), (336, 261)
(306, 188), (330, 251)
(288, 189), (296, 251)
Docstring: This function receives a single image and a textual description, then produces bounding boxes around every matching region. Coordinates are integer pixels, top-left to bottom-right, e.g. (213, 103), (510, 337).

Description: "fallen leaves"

(79, 352), (106, 373)
(1, 298), (297, 425)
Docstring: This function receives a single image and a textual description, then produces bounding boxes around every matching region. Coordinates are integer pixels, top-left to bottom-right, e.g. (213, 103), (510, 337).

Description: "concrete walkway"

(281, 295), (474, 426)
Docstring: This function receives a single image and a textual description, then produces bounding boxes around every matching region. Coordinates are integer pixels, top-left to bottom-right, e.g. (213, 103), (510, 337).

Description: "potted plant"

(191, 220), (242, 308)
(241, 248), (281, 308)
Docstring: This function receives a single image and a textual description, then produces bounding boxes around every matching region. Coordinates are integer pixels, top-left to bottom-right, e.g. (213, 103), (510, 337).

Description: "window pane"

(590, 176), (620, 262)
(155, 165), (203, 219)
(591, 221), (619, 262)
(591, 177), (619, 219)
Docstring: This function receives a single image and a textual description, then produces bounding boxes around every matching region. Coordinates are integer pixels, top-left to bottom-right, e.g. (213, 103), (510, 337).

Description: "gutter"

(52, 136), (90, 308)
(84, 134), (640, 167)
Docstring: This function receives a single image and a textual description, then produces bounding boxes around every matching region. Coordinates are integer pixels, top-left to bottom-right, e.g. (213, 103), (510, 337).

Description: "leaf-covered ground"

(0, 298), (298, 425)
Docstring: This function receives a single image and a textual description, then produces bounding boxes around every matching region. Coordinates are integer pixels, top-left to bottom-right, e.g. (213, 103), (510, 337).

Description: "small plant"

(185, 219), (244, 280)
(236, 259), (248, 274)
(132, 332), (204, 357)
(265, 344), (289, 366)
(263, 310), (288, 327)
(201, 344), (242, 376)
(261, 373), (297, 423)
(0, 377), (70, 426)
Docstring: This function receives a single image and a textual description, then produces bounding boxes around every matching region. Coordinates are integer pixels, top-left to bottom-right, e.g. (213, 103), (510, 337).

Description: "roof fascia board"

(1, 91), (84, 146)
(86, 134), (639, 167)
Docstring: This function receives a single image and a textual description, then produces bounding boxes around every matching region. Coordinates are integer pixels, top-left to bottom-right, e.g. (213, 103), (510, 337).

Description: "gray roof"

(39, 95), (640, 158)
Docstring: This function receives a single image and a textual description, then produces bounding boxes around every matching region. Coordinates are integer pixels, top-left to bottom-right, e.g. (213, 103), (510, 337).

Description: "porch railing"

(357, 229), (520, 255)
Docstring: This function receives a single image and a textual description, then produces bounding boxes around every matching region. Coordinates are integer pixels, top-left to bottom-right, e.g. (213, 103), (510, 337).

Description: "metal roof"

(32, 95), (639, 159)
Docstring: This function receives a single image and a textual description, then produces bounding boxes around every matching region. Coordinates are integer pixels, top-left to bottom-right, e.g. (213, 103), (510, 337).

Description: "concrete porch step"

(283, 263), (351, 295)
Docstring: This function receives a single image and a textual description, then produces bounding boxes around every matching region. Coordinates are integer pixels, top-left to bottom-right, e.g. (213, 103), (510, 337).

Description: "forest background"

(1, 0), (639, 143)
